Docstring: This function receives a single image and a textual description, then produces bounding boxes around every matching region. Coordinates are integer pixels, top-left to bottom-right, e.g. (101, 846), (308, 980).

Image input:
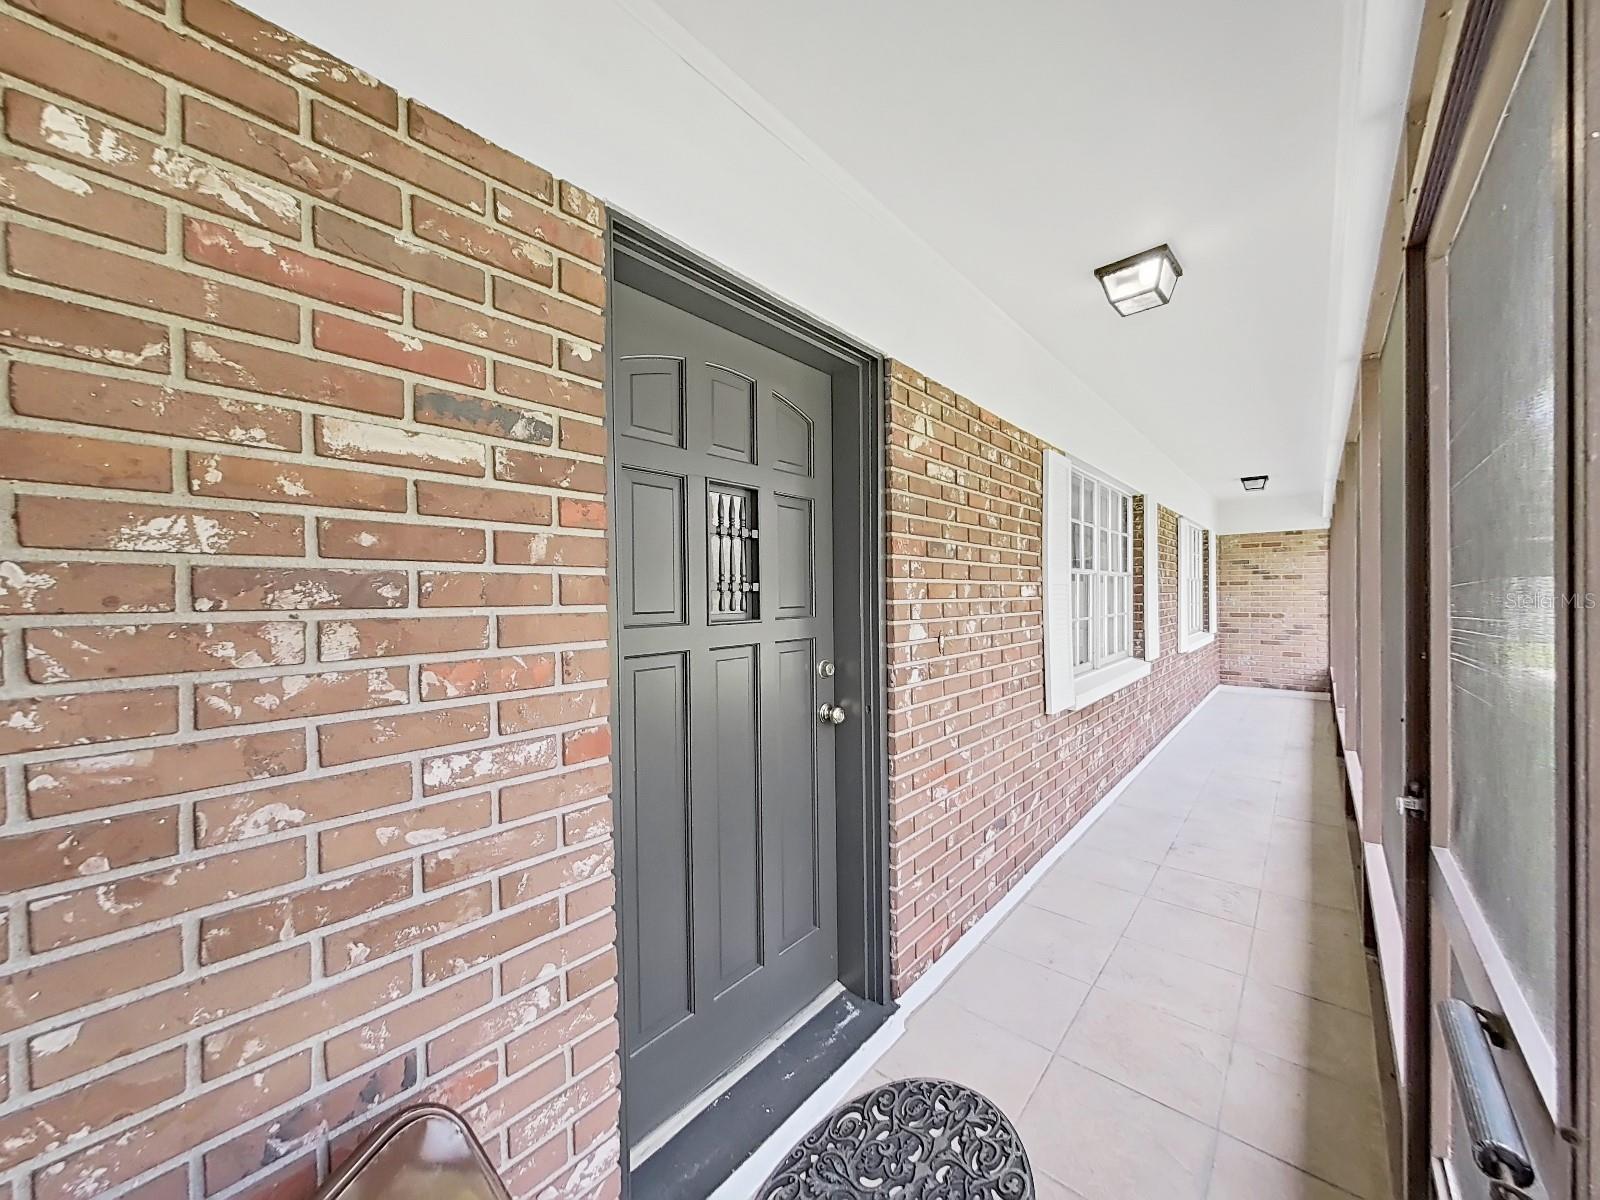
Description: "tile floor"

(859, 689), (1392, 1200)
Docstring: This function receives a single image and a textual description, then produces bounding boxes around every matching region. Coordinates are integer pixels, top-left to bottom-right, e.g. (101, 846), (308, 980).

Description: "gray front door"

(612, 283), (840, 1141)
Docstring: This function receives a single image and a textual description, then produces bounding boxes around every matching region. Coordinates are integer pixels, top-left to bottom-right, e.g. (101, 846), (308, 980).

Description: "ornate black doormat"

(757, 1077), (1035, 1199)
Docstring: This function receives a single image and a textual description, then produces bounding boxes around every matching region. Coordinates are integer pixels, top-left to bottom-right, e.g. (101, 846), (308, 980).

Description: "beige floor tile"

(1204, 758), (1284, 788)
(1057, 845), (1158, 894)
(1234, 977), (1379, 1087)
(989, 904), (1121, 983)
(1160, 749), (1227, 775)
(1275, 782), (1348, 827)
(1254, 891), (1364, 950)
(1148, 864), (1260, 926)
(1200, 763), (1282, 794)
(1147, 743), (1210, 769)
(1202, 796), (1281, 827)
(1173, 819), (1266, 848)
(1164, 841), (1267, 889)
(1274, 801), (1347, 831)
(1268, 815), (1351, 857)
(1018, 1058), (1216, 1200)
(941, 941), (1091, 1050)
(1170, 836), (1270, 871)
(1026, 868), (1144, 932)
(1223, 722), (1289, 745)
(1033, 1171), (1090, 1200)
(1096, 804), (1187, 840)
(1094, 938), (1245, 1036)
(850, 1068), (895, 1099)
(1260, 850), (1358, 912)
(1175, 813), (1273, 856)
(1058, 987), (1232, 1122)
(1219, 1044), (1390, 1200)
(1207, 1135), (1369, 1200)
(1141, 751), (1216, 779)
(1118, 773), (1203, 817)
(1277, 754), (1343, 785)
(1265, 836), (1356, 877)
(1124, 896), (1255, 973)
(1248, 924), (1372, 1014)
(1077, 818), (1175, 865)
(873, 996), (1051, 1118)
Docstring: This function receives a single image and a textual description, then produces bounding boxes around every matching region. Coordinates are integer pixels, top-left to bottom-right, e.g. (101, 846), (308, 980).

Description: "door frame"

(1401, 0), (1590, 1192)
(1571, 0), (1595, 1188)
(601, 212), (890, 1191)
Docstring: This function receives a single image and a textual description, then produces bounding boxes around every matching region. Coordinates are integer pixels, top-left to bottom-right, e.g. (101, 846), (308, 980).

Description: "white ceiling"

(257, 0), (1423, 531)
(653, 1), (1343, 494)
(636, 0), (1423, 527)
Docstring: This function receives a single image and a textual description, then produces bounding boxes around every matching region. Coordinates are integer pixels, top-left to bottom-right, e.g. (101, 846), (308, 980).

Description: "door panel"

(618, 468), (685, 626)
(622, 652), (692, 1048)
(1426, 0), (1573, 1194)
(772, 395), (814, 476)
(773, 637), (821, 950)
(773, 494), (815, 617)
(619, 356), (686, 447)
(707, 366), (757, 463)
(614, 282), (839, 1142)
(709, 642), (760, 991)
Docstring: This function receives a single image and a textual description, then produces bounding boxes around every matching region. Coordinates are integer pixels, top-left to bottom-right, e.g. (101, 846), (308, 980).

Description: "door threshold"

(629, 989), (891, 1200)
(631, 982), (845, 1168)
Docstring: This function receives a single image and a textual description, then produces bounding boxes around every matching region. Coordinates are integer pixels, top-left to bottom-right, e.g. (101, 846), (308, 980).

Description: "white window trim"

(1177, 516), (1215, 653)
(1044, 450), (1148, 714)
(1070, 656), (1152, 711)
(1043, 450), (1075, 715)
(1142, 499), (1160, 660)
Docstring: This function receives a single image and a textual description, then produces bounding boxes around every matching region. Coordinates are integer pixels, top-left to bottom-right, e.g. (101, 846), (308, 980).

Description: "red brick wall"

(0, 4), (620, 1199)
(884, 362), (1219, 993)
(1217, 529), (1331, 692)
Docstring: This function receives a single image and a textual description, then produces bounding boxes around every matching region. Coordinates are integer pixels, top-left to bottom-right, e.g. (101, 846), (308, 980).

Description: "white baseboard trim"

(1217, 683), (1333, 699)
(707, 682), (1224, 1200)
(893, 681), (1221, 1014)
(1362, 842), (1407, 1082)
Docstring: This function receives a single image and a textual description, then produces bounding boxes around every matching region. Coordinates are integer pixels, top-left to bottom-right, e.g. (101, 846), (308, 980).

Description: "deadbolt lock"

(817, 660), (836, 678)
(817, 703), (846, 726)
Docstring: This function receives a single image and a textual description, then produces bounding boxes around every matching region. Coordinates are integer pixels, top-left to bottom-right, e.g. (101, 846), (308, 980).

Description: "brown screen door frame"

(1574, 0), (1597, 1189)
(1399, 0), (1595, 1194)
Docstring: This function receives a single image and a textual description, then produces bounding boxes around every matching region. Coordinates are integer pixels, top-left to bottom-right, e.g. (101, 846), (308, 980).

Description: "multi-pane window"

(1178, 517), (1212, 646)
(1069, 469), (1134, 672)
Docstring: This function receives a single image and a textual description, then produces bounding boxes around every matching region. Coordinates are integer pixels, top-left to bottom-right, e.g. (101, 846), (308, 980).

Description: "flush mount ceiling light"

(1241, 475), (1269, 492)
(1094, 244), (1183, 317)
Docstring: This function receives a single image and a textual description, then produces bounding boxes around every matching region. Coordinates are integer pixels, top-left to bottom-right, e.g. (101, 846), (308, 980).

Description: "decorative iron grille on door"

(709, 483), (759, 620)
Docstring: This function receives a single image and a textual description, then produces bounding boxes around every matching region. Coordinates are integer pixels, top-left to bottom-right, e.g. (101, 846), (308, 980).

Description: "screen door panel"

(1427, 1), (1573, 1195)
(1443, 0), (1560, 1040)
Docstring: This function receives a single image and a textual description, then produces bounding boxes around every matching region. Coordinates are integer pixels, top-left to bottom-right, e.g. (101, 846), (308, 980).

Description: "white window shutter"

(1176, 516), (1194, 640)
(1042, 449), (1075, 714)
(1208, 528), (1219, 633)
(1142, 499), (1160, 660)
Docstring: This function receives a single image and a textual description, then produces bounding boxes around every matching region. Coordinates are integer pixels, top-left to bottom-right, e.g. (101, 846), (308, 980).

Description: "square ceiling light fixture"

(1241, 475), (1269, 492)
(1094, 244), (1183, 316)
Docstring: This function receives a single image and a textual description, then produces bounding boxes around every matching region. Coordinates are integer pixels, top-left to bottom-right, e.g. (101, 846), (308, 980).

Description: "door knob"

(817, 703), (846, 726)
